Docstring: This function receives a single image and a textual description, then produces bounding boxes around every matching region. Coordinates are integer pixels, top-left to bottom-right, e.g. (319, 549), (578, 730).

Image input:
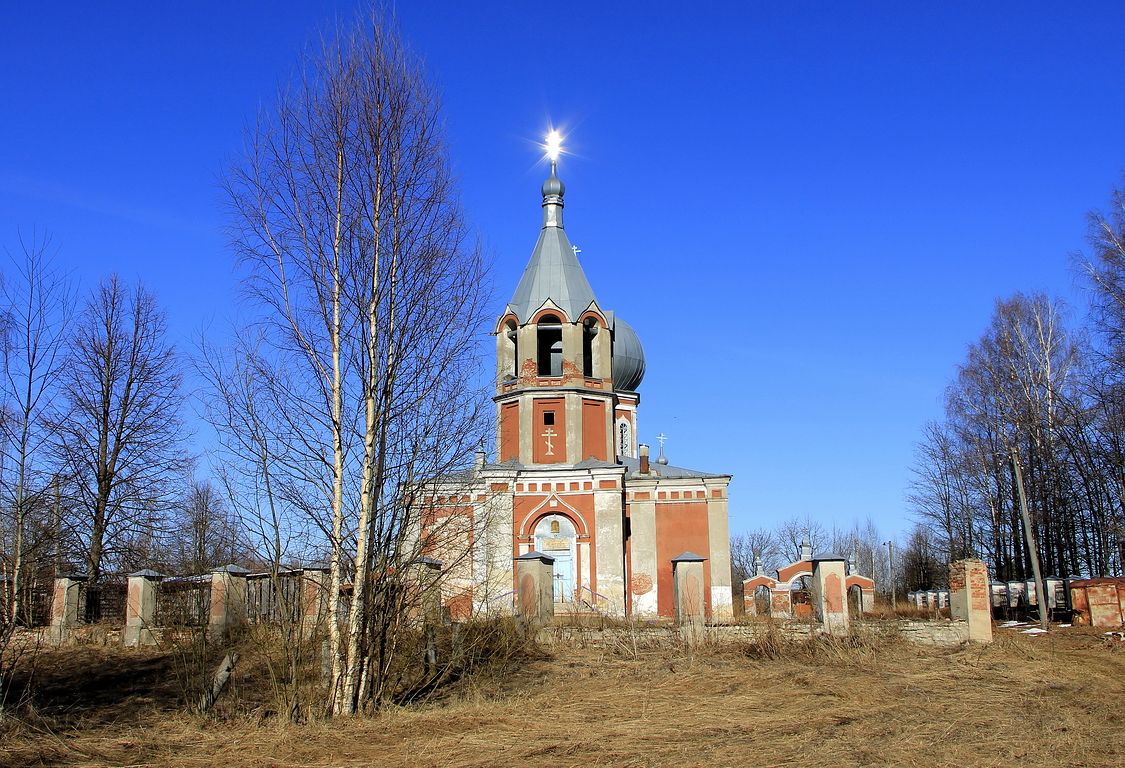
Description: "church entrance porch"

(534, 514), (577, 603)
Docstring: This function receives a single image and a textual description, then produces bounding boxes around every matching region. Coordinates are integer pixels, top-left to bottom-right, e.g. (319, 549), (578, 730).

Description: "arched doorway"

(847, 584), (863, 616)
(534, 514), (577, 603)
(753, 585), (771, 616)
(791, 576), (813, 620)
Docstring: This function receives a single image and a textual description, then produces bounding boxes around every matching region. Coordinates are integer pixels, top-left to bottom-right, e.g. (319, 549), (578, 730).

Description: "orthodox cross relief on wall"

(542, 426), (557, 456)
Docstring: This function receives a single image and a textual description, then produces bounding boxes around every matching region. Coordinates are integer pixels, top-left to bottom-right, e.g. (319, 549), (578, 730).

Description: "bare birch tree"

(53, 276), (189, 585)
(1086, 176), (1125, 375)
(225, 11), (489, 716)
(0, 234), (71, 633)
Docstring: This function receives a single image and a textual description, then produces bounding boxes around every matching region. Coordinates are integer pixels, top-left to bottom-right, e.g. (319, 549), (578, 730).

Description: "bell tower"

(494, 132), (645, 467)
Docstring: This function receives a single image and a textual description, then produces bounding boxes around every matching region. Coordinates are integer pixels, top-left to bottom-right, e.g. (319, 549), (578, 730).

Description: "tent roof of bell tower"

(506, 162), (599, 324)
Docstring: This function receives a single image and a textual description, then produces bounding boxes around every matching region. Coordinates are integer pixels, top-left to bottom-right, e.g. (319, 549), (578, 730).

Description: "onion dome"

(612, 317), (645, 392)
(541, 168), (565, 198)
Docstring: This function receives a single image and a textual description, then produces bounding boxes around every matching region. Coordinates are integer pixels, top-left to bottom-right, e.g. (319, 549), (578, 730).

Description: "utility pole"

(884, 540), (896, 610)
(1011, 447), (1049, 631)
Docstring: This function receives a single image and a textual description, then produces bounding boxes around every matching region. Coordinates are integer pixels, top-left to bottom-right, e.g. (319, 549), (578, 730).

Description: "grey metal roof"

(129, 569), (164, 579)
(508, 226), (596, 323)
(428, 458), (523, 484)
(516, 550), (555, 563)
(620, 456), (729, 480)
(507, 171), (598, 324)
(426, 456), (727, 484)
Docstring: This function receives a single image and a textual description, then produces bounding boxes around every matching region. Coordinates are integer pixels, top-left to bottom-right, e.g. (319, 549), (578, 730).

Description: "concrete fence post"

(124, 569), (163, 647)
(209, 564), (250, 639)
(300, 565), (331, 639)
(47, 574), (86, 645)
(949, 558), (992, 643)
(672, 552), (707, 644)
(514, 551), (554, 625)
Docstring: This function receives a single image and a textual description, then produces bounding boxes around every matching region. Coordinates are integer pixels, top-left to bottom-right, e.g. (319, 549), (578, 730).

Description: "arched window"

(582, 318), (598, 377)
(537, 314), (563, 376)
(617, 419), (632, 458)
(502, 320), (518, 378)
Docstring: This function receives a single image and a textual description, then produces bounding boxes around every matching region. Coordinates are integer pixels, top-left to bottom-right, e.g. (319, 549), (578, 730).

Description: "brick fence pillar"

(672, 552), (707, 643)
(208, 564), (250, 639)
(949, 558), (992, 643)
(770, 586), (793, 618)
(300, 565), (330, 639)
(811, 557), (849, 635)
(47, 574), (86, 645)
(124, 569), (163, 647)
(514, 551), (554, 624)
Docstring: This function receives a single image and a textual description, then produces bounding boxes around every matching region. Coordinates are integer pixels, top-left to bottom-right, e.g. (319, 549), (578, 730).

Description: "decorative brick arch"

(531, 306), (571, 325)
(517, 495), (590, 538)
(578, 309), (607, 328)
(494, 312), (520, 334)
(743, 575), (777, 592)
(777, 560), (813, 586)
(846, 574), (875, 590)
(846, 574), (877, 615)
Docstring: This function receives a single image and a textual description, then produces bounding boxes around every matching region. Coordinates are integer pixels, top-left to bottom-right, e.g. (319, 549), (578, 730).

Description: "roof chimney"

(639, 443), (650, 474)
(474, 449), (486, 471)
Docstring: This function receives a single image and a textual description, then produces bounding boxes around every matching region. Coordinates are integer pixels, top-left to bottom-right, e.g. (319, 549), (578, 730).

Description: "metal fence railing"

(246, 571), (303, 625)
(155, 575), (212, 627)
(26, 585), (54, 627)
(80, 580), (127, 624)
(4, 583), (55, 627)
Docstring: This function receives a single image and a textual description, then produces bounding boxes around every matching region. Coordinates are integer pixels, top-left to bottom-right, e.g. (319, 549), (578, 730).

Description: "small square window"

(544, 411), (555, 426)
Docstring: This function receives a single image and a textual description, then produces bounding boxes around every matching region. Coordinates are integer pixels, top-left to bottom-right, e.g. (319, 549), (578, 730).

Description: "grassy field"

(2, 624), (1123, 767)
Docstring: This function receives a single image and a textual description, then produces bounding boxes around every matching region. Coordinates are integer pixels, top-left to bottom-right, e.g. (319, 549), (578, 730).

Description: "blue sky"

(2, 3), (1123, 540)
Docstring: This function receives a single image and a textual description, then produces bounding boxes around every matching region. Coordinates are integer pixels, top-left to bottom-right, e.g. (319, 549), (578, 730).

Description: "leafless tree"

(224, 10), (490, 716)
(162, 478), (245, 574)
(829, 517), (889, 583)
(730, 527), (780, 580)
(775, 514), (826, 561)
(53, 276), (189, 584)
(200, 330), (320, 571)
(1085, 175), (1125, 375)
(900, 523), (943, 591)
(909, 421), (975, 563)
(0, 233), (72, 631)
(911, 289), (1125, 580)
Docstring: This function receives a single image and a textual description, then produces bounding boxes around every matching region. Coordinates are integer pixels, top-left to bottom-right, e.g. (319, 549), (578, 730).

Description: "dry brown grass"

(862, 603), (950, 621)
(3, 625), (1123, 768)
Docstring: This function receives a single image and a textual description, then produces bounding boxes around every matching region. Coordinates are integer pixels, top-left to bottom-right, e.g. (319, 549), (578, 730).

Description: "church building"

(421, 144), (733, 621)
